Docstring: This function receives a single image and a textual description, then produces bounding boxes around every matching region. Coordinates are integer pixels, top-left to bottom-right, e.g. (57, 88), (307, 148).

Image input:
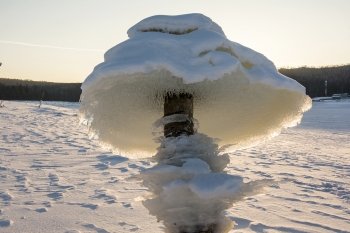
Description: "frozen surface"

(0, 100), (349, 232)
(80, 13), (311, 156)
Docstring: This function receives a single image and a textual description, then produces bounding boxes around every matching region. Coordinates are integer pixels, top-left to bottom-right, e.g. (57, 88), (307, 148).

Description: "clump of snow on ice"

(80, 13), (311, 156)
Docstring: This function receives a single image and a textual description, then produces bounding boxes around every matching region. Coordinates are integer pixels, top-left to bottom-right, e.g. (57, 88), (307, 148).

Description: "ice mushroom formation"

(80, 13), (311, 233)
(80, 13), (311, 156)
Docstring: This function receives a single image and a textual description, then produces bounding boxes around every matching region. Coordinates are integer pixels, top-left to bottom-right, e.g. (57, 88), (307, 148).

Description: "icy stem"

(141, 134), (262, 233)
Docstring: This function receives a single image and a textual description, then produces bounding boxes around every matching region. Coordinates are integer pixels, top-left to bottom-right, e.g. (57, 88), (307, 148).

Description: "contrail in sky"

(0, 40), (104, 52)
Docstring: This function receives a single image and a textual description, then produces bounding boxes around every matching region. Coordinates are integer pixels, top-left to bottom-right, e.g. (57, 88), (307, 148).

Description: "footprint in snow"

(82, 223), (109, 233)
(0, 191), (13, 205)
(47, 191), (64, 201)
(80, 203), (99, 210)
(47, 173), (75, 201)
(118, 221), (140, 232)
(91, 189), (117, 204)
(0, 219), (14, 227)
(108, 177), (119, 184)
(14, 172), (31, 193)
(67, 202), (99, 210)
(65, 230), (81, 233)
(94, 154), (128, 170)
(121, 202), (133, 209)
(117, 167), (129, 173)
(229, 217), (251, 230)
(35, 207), (48, 213)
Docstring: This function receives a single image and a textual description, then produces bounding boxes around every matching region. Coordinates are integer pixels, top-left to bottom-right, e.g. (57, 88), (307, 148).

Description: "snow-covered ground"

(0, 100), (349, 233)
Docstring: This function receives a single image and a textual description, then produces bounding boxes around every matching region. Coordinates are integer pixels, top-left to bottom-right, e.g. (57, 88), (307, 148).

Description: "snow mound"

(80, 13), (311, 157)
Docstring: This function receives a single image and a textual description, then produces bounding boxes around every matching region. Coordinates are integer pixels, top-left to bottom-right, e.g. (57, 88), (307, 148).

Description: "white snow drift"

(80, 13), (311, 156)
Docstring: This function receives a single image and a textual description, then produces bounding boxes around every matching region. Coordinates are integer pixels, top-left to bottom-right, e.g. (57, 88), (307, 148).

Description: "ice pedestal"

(142, 134), (247, 233)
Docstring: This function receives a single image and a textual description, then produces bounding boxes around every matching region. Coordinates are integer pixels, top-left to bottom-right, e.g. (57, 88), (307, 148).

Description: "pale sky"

(0, 0), (349, 83)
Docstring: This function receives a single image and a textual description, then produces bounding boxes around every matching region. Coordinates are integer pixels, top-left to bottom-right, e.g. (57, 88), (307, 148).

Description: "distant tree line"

(0, 78), (81, 102)
(0, 64), (349, 101)
(279, 65), (350, 97)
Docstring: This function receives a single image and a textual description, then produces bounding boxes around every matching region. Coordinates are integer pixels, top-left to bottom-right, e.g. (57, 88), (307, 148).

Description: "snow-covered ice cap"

(80, 13), (311, 157)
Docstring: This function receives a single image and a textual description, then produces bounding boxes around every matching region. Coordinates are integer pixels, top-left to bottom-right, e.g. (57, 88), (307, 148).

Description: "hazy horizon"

(2, 63), (350, 84)
(1, 0), (350, 83)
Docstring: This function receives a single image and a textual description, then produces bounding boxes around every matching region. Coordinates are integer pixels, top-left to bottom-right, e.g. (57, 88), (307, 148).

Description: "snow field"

(0, 101), (160, 233)
(0, 100), (349, 232)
